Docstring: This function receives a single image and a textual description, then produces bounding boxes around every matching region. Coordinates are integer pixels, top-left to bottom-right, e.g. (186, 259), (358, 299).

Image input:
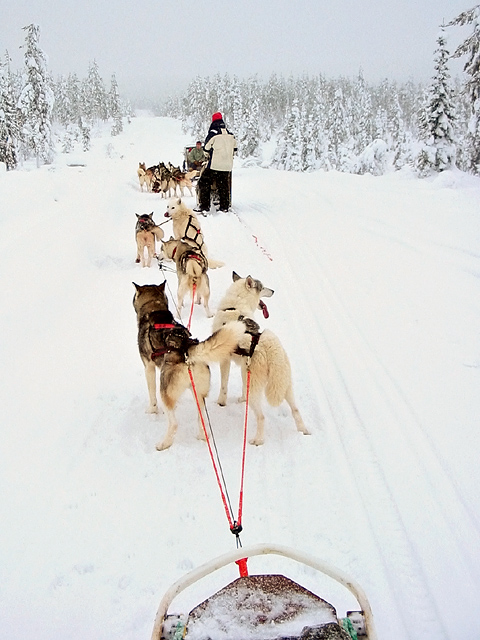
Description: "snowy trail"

(1, 117), (480, 640)
(233, 176), (480, 639)
(230, 199), (443, 638)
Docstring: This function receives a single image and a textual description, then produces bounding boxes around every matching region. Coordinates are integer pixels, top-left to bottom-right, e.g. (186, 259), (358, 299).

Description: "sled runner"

(151, 543), (377, 640)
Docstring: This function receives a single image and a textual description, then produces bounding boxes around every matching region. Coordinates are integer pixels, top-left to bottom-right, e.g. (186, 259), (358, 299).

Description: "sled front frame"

(150, 542), (378, 640)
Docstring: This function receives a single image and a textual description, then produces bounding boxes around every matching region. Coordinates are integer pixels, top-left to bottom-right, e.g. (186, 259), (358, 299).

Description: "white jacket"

(205, 129), (237, 171)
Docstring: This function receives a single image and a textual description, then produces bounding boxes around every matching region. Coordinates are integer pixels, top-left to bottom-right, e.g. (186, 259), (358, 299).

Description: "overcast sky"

(0, 0), (471, 102)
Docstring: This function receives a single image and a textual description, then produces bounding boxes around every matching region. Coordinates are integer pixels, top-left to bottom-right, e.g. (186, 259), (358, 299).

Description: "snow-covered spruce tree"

(326, 87), (352, 170)
(238, 77), (261, 159)
(17, 24), (55, 167)
(448, 5), (480, 174)
(182, 76), (211, 139)
(0, 52), (19, 169)
(351, 70), (374, 156)
(452, 76), (472, 170)
(82, 60), (108, 124)
(416, 26), (456, 175)
(273, 97), (303, 170)
(53, 75), (70, 127)
(109, 73), (123, 136)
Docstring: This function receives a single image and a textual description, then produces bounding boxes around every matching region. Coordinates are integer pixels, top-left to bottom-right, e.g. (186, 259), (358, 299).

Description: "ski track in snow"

(1, 116), (480, 640)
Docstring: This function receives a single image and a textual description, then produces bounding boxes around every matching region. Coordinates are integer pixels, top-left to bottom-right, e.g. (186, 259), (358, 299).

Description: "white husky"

(212, 272), (310, 445)
(164, 198), (224, 269)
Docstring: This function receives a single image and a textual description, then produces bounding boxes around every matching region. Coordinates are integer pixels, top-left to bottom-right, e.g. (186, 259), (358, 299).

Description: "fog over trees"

(1, 8), (479, 176)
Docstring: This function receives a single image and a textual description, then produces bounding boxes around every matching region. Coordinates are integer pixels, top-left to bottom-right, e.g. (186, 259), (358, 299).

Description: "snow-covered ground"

(1, 116), (479, 640)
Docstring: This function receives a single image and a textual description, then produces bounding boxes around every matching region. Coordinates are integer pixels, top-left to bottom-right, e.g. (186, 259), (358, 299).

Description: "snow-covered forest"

(1, 7), (479, 175)
(0, 24), (130, 170)
(161, 8), (480, 177)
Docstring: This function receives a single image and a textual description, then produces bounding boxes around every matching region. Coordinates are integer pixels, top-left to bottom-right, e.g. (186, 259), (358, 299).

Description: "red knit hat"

(211, 112), (222, 122)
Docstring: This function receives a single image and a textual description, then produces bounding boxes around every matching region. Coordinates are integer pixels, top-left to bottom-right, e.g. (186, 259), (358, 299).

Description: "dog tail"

(262, 331), (291, 406)
(207, 257), (225, 269)
(152, 226), (164, 241)
(185, 258), (203, 279)
(187, 321), (245, 364)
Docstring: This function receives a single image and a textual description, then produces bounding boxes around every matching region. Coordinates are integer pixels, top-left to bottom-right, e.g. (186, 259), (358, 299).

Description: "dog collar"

(153, 323), (176, 330)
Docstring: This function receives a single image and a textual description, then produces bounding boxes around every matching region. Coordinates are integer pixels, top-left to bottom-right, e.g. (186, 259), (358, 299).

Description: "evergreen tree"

(273, 98), (302, 170)
(238, 77), (260, 159)
(326, 87), (351, 170)
(417, 26), (456, 173)
(82, 60), (108, 124)
(109, 73), (123, 136)
(448, 4), (480, 173)
(0, 52), (19, 169)
(352, 70), (374, 155)
(17, 24), (55, 166)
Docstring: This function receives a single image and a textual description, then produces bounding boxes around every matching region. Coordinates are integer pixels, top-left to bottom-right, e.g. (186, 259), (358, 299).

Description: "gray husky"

(161, 237), (213, 318)
(212, 272), (309, 445)
(135, 212), (164, 267)
(133, 282), (246, 450)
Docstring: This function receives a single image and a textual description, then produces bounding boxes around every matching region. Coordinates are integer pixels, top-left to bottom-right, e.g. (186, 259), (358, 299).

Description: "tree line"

(0, 24), (130, 170)
(162, 6), (479, 177)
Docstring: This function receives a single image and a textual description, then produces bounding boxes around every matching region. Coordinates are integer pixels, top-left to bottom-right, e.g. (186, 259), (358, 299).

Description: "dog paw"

(249, 437), (264, 446)
(196, 431), (207, 441)
(217, 395), (227, 406)
(156, 439), (172, 451)
(146, 405), (158, 414)
(236, 396), (246, 404)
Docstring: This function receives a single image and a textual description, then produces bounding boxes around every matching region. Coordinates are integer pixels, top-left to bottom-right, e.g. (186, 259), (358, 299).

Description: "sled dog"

(165, 198), (224, 269)
(137, 162), (150, 191)
(133, 282), (247, 450)
(212, 272), (309, 445)
(170, 166), (197, 197)
(162, 237), (213, 318)
(152, 163), (176, 198)
(135, 212), (164, 267)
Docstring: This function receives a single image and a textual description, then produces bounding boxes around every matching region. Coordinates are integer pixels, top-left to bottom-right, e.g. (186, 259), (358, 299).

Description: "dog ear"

(177, 198), (182, 205)
(169, 236), (174, 241)
(261, 287), (274, 298)
(245, 276), (255, 289)
(136, 214), (140, 219)
(149, 212), (154, 218)
(157, 281), (166, 293)
(232, 271), (241, 282)
(132, 282), (140, 290)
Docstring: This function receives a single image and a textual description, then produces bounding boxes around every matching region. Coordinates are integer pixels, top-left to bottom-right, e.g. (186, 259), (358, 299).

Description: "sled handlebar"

(151, 542), (377, 640)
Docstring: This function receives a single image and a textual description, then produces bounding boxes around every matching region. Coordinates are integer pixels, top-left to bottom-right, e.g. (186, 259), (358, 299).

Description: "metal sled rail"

(151, 542), (378, 640)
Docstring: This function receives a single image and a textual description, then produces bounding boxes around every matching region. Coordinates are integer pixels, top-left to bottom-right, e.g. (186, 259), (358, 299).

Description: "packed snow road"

(1, 116), (479, 640)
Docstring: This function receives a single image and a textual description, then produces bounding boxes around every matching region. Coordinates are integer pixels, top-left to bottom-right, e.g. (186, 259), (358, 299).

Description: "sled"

(151, 543), (377, 640)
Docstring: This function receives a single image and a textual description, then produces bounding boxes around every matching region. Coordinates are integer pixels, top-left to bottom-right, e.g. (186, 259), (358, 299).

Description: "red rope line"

(187, 282), (196, 331)
(187, 366), (234, 529)
(237, 368), (251, 527)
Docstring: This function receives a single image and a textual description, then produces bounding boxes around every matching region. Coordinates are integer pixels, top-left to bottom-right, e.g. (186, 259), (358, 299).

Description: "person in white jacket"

(195, 112), (237, 213)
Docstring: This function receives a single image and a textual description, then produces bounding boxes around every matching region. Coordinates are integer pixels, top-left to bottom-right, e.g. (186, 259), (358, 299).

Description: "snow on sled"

(151, 544), (377, 640)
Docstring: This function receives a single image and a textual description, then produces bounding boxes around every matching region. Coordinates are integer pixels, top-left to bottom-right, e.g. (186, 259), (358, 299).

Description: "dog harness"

(182, 215), (204, 251)
(180, 248), (208, 273)
(234, 331), (261, 359)
(149, 320), (198, 361)
(232, 315), (262, 359)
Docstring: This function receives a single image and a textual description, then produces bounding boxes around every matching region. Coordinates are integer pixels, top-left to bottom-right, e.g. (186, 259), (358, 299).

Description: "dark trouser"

(198, 168), (231, 211)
